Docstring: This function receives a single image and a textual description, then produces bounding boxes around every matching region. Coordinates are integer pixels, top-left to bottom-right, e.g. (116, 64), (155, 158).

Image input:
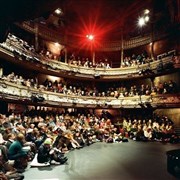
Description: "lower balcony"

(0, 80), (179, 109)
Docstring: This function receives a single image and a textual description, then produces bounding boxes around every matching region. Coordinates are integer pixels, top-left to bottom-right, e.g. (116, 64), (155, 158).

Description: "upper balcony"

(0, 36), (179, 81)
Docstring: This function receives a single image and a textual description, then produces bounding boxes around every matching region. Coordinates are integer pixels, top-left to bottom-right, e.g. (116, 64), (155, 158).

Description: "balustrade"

(0, 79), (179, 108)
(0, 42), (177, 80)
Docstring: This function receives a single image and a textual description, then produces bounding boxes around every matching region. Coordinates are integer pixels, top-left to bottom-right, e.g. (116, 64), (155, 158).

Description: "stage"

(24, 140), (179, 180)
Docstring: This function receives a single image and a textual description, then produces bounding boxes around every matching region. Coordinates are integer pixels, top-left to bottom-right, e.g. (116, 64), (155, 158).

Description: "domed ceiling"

(0, 0), (176, 42)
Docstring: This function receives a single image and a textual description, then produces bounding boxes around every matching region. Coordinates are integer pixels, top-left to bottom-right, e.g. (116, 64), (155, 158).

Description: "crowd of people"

(1, 72), (178, 99)
(121, 51), (152, 68)
(0, 107), (179, 179)
(67, 51), (154, 69)
(121, 116), (179, 143)
(1, 33), (177, 70)
(41, 78), (178, 98)
(68, 55), (111, 69)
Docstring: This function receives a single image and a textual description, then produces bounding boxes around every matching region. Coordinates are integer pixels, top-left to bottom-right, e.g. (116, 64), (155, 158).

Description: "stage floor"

(24, 140), (179, 180)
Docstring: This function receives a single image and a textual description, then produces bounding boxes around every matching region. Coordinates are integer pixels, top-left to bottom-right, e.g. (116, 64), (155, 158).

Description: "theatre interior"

(0, 0), (180, 180)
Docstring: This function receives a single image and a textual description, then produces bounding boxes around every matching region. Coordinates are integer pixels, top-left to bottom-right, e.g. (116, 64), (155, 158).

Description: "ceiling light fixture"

(55, 8), (62, 15)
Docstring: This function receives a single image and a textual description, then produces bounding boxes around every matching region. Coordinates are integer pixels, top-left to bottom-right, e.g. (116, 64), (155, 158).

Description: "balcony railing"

(0, 79), (179, 108)
(0, 41), (178, 80)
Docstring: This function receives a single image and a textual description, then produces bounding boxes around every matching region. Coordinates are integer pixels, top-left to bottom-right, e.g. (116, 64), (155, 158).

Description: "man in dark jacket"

(37, 138), (68, 165)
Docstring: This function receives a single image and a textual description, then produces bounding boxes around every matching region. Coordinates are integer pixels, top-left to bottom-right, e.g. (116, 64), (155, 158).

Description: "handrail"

(0, 42), (177, 80)
(0, 80), (179, 108)
(151, 94), (180, 106)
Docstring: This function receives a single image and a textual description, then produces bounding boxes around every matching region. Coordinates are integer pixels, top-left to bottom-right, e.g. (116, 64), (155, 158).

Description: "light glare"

(144, 9), (150, 14)
(55, 8), (62, 15)
(89, 35), (94, 40)
(144, 16), (149, 22)
(138, 17), (145, 27)
(86, 34), (94, 40)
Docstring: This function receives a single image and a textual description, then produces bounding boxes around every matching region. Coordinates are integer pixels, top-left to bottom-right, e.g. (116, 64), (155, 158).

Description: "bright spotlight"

(144, 9), (150, 14)
(144, 15), (149, 22)
(86, 34), (94, 41)
(55, 8), (62, 15)
(138, 17), (145, 27)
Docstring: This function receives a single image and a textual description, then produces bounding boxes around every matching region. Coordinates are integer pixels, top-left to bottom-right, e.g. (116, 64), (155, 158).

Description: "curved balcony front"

(0, 42), (178, 81)
(0, 79), (179, 109)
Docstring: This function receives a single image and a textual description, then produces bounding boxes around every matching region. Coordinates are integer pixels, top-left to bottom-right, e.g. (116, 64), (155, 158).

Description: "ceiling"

(47, 0), (152, 41)
(0, 0), (65, 23)
(0, 0), (174, 42)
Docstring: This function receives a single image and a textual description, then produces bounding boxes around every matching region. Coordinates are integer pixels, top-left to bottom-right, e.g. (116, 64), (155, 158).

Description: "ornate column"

(150, 22), (154, 60)
(65, 48), (68, 63)
(120, 28), (124, 67)
(0, 67), (3, 78)
(92, 51), (95, 65)
(150, 77), (155, 88)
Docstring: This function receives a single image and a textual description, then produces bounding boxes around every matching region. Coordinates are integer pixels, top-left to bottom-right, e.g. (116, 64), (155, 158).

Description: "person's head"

(30, 123), (35, 129)
(43, 138), (52, 147)
(16, 133), (25, 143)
(7, 133), (16, 140)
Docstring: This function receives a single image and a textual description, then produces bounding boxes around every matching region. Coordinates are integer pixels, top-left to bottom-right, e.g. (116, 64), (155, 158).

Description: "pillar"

(150, 41), (154, 60)
(92, 51), (95, 65)
(150, 77), (155, 87)
(120, 28), (124, 67)
(65, 48), (68, 63)
(34, 23), (39, 52)
(0, 67), (3, 78)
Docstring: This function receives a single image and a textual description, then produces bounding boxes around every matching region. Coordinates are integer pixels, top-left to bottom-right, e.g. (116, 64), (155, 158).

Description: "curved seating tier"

(0, 41), (177, 80)
(0, 79), (179, 108)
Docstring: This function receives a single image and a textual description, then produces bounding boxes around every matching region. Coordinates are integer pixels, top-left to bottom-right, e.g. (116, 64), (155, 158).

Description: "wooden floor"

(24, 140), (180, 180)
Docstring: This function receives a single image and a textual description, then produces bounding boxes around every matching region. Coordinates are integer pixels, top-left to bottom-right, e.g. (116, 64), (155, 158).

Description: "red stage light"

(86, 34), (94, 41)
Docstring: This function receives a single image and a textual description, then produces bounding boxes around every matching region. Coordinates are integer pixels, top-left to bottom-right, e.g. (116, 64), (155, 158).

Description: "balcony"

(0, 40), (178, 80)
(0, 79), (179, 109)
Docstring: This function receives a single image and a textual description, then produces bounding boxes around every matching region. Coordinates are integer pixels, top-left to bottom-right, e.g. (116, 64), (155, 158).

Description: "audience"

(0, 33), (178, 71)
(0, 107), (179, 178)
(1, 72), (179, 99)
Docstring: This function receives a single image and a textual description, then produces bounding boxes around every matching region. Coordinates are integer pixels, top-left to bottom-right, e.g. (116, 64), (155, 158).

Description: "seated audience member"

(0, 146), (24, 179)
(5, 133), (16, 150)
(63, 131), (83, 149)
(0, 134), (24, 179)
(144, 128), (152, 141)
(52, 129), (68, 152)
(37, 138), (68, 165)
(28, 125), (48, 149)
(74, 130), (85, 147)
(8, 133), (29, 170)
